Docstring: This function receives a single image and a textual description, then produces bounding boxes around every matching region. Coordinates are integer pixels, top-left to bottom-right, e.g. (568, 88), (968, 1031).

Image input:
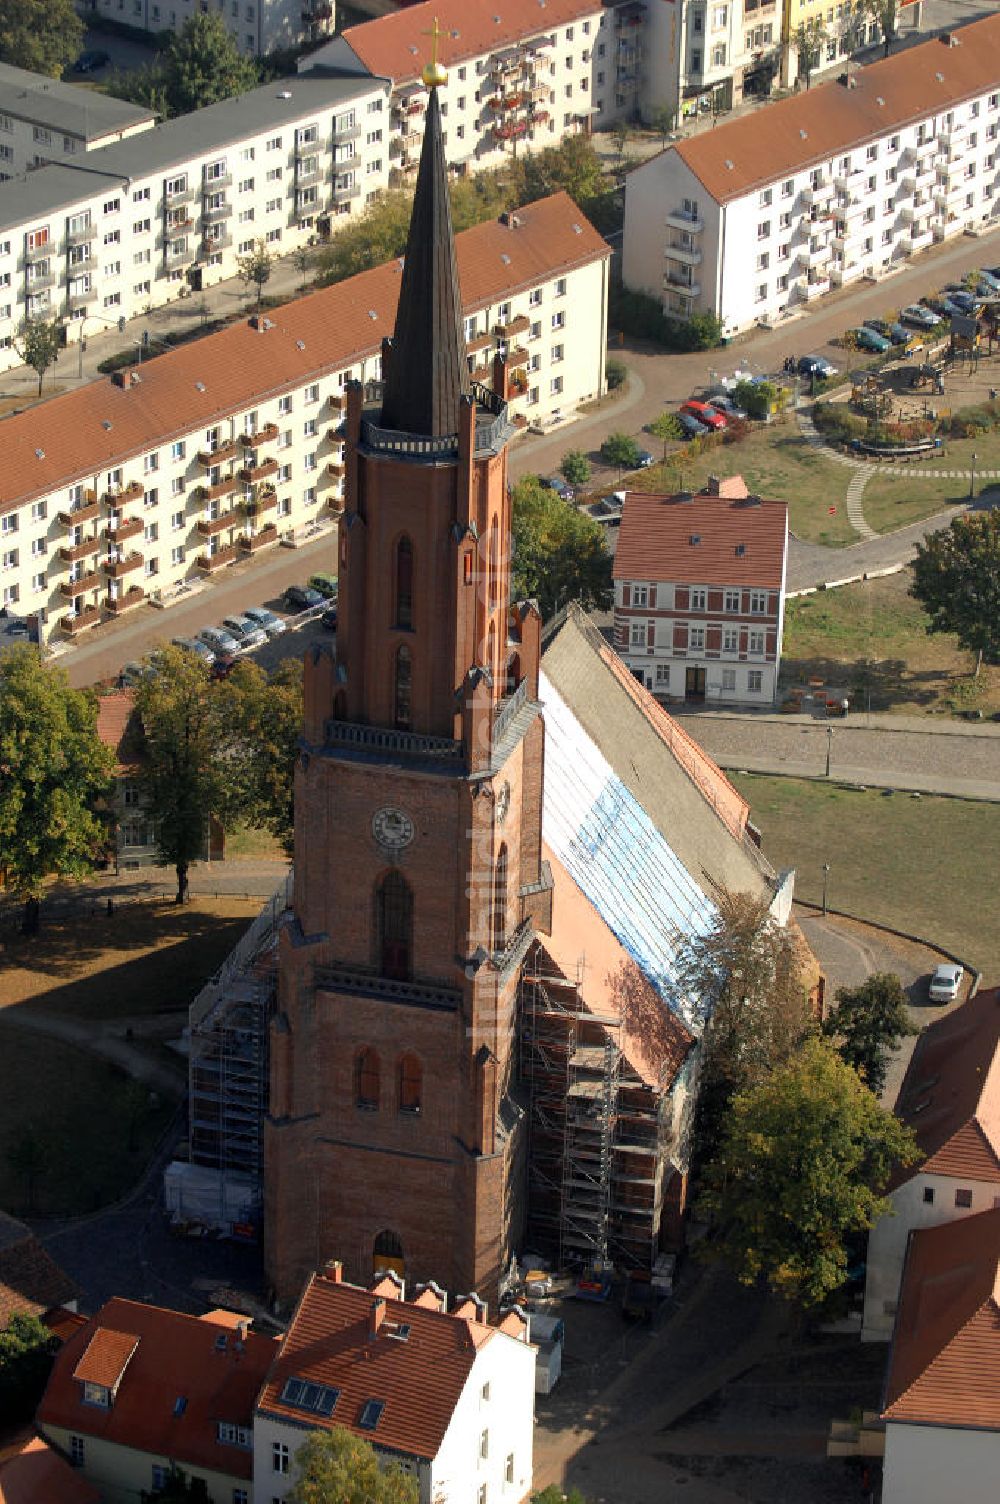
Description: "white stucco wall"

(429, 1330), (536, 1504)
(883, 1421), (1000, 1504)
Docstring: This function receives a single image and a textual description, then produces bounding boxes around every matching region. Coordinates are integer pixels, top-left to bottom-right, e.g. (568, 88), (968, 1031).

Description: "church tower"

(264, 54), (550, 1306)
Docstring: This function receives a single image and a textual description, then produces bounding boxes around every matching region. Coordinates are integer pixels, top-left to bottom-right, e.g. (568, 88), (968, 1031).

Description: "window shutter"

(707, 589), (723, 612)
(707, 626), (722, 652)
(622, 584), (631, 607)
(648, 586), (657, 609)
(675, 586), (690, 610)
(673, 623), (688, 649)
(646, 621), (655, 650)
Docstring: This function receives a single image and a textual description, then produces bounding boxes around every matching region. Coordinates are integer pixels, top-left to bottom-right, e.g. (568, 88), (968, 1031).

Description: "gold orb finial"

(422, 16), (448, 89)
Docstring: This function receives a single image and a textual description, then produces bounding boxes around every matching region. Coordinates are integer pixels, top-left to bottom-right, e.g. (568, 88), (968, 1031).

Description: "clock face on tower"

(372, 806), (415, 852)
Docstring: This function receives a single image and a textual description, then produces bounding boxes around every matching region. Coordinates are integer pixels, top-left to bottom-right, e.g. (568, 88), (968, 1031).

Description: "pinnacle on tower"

(379, 61), (470, 439)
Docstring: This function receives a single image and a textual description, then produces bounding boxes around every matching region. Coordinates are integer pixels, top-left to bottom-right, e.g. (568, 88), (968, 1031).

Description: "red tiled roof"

(893, 987), (1000, 1185)
(72, 1328), (139, 1390)
(883, 1206), (1000, 1429)
(343, 0), (599, 84)
(613, 486), (788, 590)
(672, 13), (1000, 204)
(0, 1212), (80, 1327)
(37, 1298), (278, 1482)
(0, 193), (607, 515)
(256, 1270), (508, 1460)
(95, 690), (141, 774)
(0, 1435), (100, 1504)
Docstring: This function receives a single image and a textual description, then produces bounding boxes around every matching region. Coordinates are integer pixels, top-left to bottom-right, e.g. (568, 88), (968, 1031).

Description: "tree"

(13, 316), (62, 397)
(560, 450), (591, 487)
(216, 658), (303, 856)
(315, 192), (413, 286)
(823, 972), (916, 1096)
(291, 244), (315, 291)
(160, 13), (258, 116)
(605, 357), (628, 391)
(141, 1466), (210, 1503)
(699, 1038), (919, 1307)
(103, 62), (170, 118)
(600, 431), (641, 475)
(732, 379), (776, 422)
(514, 135), (617, 231)
(512, 477), (612, 618)
(0, 1314), (55, 1425)
(286, 1427), (418, 1504)
(792, 19), (827, 90)
(910, 511), (1000, 675)
(0, 0), (83, 77)
(674, 889), (814, 1144)
(650, 104), (676, 147)
(0, 645), (115, 932)
(237, 238), (274, 311)
(862, 0), (898, 59)
(647, 411), (682, 460)
(133, 646), (225, 904)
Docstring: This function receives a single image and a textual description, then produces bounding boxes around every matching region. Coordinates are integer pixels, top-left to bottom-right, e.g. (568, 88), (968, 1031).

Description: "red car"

(680, 399), (728, 431)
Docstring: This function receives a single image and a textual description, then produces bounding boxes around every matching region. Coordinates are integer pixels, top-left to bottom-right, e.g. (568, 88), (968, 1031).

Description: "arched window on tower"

(486, 620), (495, 685)
(488, 515), (499, 609)
(394, 644), (412, 731)
(355, 1047), (380, 1110)
(492, 844), (508, 952)
(377, 869), (413, 981)
(373, 1228), (404, 1276)
(398, 1053), (422, 1114)
(395, 535), (414, 629)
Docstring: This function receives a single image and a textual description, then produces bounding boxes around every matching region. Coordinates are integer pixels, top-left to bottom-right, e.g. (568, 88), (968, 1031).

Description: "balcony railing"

(240, 422), (279, 446)
(60, 569), (103, 598)
(324, 717), (465, 765)
(244, 487), (278, 515)
(239, 458), (278, 483)
(66, 222), (96, 246)
(239, 524), (279, 553)
(103, 551), (144, 578)
(106, 585), (145, 614)
(104, 514), (143, 543)
(58, 538), (99, 564)
(61, 605), (101, 635)
(315, 965), (462, 1012)
(196, 543), (241, 572)
(57, 492), (99, 526)
(196, 506), (241, 535)
(197, 441), (239, 467)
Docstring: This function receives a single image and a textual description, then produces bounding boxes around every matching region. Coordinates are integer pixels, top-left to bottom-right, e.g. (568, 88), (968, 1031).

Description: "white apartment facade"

(87, 0), (335, 58)
(0, 70), (390, 370)
(623, 13), (1000, 334)
(0, 192), (610, 639)
(0, 62), (155, 180)
(640, 0), (778, 123)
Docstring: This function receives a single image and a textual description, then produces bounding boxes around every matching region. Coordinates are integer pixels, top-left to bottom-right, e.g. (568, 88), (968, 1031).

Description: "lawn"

(733, 774), (1000, 980)
(0, 896), (262, 1021)
(783, 571), (1000, 717)
(0, 1025), (178, 1217)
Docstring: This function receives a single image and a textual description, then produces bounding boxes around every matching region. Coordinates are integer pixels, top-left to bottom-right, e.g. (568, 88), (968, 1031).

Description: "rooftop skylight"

(280, 1377), (340, 1416)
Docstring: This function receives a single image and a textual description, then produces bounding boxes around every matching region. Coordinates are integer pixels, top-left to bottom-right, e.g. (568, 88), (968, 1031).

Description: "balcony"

(104, 514), (143, 543)
(106, 584), (145, 615)
(164, 183), (195, 206)
(506, 345), (529, 368)
(499, 313), (531, 337)
(104, 480), (143, 505)
(67, 285), (98, 310)
(196, 506), (241, 536)
(60, 569), (103, 598)
(665, 209), (704, 234)
(663, 267), (700, 295)
(665, 242), (702, 266)
(26, 270), (56, 293)
(327, 460), (345, 478)
(466, 331), (494, 355)
(57, 493), (100, 526)
(58, 538), (99, 565)
(197, 441), (239, 467)
(196, 543), (241, 573)
(244, 486), (277, 515)
(202, 172), (232, 192)
(66, 221), (96, 247)
(330, 119), (362, 144)
(201, 200), (232, 223)
(294, 160), (323, 187)
(830, 261), (866, 288)
(239, 458), (278, 483)
(22, 241), (51, 265)
(202, 231), (232, 253)
(239, 524), (279, 554)
(332, 181), (361, 204)
(103, 551), (143, 578)
(61, 605), (101, 635)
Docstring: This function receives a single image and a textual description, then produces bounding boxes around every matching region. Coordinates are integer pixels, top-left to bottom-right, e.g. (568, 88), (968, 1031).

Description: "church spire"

(379, 49), (470, 439)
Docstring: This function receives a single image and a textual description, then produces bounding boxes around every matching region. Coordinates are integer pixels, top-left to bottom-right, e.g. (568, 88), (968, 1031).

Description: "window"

(551, 310), (565, 330)
(723, 589), (739, 613)
(272, 1442), (289, 1474)
(233, 1491), (248, 1504)
(377, 869), (412, 979)
(689, 626), (705, 651)
(395, 535), (413, 629)
(748, 629), (764, 655)
(480, 1429), (490, 1461)
(551, 343), (564, 363)
(70, 1437), (85, 1468)
(305, 382), (319, 403)
(721, 668), (736, 691)
(278, 395), (292, 415)
(923, 1186), (935, 1205)
(398, 1053), (422, 1113)
(529, 287), (542, 306)
(955, 1188), (973, 1208)
(506, 1455), (515, 1486)
(152, 1466), (170, 1491)
(747, 670), (763, 693)
(492, 845), (508, 951)
(83, 1380), (110, 1406)
(757, 220), (770, 240)
(360, 1399), (385, 1431)
(303, 418), (318, 439)
(629, 621), (644, 648)
(690, 587), (706, 610)
(749, 590), (766, 613)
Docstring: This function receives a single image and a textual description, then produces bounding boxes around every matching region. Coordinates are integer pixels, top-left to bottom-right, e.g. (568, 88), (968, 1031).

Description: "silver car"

(197, 626), (242, 658)
(222, 614), (268, 650)
(243, 605), (287, 637)
(928, 964), (963, 1003)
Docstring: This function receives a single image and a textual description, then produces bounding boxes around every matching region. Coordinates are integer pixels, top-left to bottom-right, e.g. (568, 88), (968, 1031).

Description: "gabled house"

(0, 1434), (99, 1504)
(612, 476), (788, 705)
(36, 1299), (278, 1504)
(881, 1206), (1000, 1504)
(863, 986), (1000, 1342)
(253, 1263), (535, 1504)
(0, 1210), (79, 1328)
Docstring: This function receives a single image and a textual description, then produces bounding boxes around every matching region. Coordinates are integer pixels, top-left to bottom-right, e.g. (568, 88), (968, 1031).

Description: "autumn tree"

(286, 1427), (418, 1504)
(14, 316), (62, 397)
(699, 1038), (919, 1306)
(237, 238), (273, 310)
(0, 645), (115, 933)
(0, 0), (83, 77)
(822, 972), (915, 1096)
(511, 477), (612, 618)
(216, 657), (303, 855)
(910, 511), (1000, 675)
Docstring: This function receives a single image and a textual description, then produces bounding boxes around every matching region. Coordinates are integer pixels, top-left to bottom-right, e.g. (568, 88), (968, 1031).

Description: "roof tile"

(613, 485), (788, 590)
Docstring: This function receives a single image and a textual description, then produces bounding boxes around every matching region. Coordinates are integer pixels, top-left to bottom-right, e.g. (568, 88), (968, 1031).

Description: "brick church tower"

(264, 57), (550, 1306)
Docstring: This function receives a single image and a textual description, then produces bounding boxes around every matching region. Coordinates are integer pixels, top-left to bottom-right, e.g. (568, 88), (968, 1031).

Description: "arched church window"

(398, 1053), (422, 1114)
(373, 1228), (404, 1275)
(377, 869), (413, 982)
(395, 535), (414, 629)
(506, 652), (521, 695)
(394, 644), (412, 731)
(355, 1047), (380, 1109)
(492, 844), (508, 952)
(488, 515), (499, 609)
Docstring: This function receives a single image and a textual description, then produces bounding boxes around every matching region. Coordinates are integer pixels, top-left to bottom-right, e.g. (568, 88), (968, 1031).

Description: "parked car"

(928, 963), (963, 1003)
(284, 584), (325, 611)
(680, 400), (728, 431)
(72, 49), (110, 73)
(708, 393), (747, 420)
(243, 605), (287, 636)
(307, 572), (339, 599)
(678, 412), (706, 441)
(539, 475), (574, 501)
(634, 449), (654, 468)
(797, 355), (838, 380)
(222, 614), (268, 650)
(320, 606), (339, 630)
(587, 492), (626, 526)
(887, 322), (916, 346)
(197, 626), (242, 658)
(949, 290), (977, 314)
(850, 326), (891, 353)
(921, 295), (963, 318)
(900, 304), (941, 329)
(171, 636), (215, 665)
(863, 318), (893, 338)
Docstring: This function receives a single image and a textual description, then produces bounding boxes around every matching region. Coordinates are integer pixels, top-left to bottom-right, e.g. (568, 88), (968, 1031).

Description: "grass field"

(0, 1025), (178, 1217)
(733, 774), (1000, 980)
(783, 571), (1000, 717)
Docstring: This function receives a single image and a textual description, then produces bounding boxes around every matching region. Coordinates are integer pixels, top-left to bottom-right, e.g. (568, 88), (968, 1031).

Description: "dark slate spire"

(380, 81), (470, 438)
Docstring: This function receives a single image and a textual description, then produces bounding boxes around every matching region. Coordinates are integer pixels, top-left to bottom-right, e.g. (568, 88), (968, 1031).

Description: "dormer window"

(83, 1381), (110, 1407)
(217, 1420), (252, 1446)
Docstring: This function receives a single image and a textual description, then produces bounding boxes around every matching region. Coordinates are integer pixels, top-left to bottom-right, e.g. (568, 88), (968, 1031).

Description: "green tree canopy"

(0, 645), (114, 931)
(909, 512), (1000, 674)
(515, 134), (617, 230)
(237, 238), (274, 309)
(822, 972), (916, 1096)
(14, 316), (62, 397)
(732, 379), (777, 421)
(107, 13), (258, 119)
(0, 0), (83, 77)
(0, 1313), (56, 1425)
(647, 411), (683, 460)
(560, 450), (591, 487)
(512, 477), (612, 618)
(699, 1038), (919, 1306)
(863, 0), (898, 58)
(600, 432), (641, 473)
(793, 19), (827, 89)
(286, 1427), (418, 1504)
(315, 191), (414, 285)
(216, 657), (303, 855)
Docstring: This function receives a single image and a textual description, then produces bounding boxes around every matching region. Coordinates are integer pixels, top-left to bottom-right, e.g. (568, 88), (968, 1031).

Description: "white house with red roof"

(862, 987), (1000, 1342)
(880, 1206), (1000, 1504)
(253, 1264), (535, 1504)
(612, 475), (788, 705)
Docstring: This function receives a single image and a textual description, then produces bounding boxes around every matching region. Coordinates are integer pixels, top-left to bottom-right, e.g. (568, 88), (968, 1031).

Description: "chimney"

(705, 474), (721, 496)
(324, 1259), (343, 1283)
(370, 1297), (386, 1337)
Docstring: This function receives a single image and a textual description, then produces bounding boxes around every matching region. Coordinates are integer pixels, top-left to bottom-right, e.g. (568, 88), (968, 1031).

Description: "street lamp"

(825, 724), (833, 778)
(970, 450), (977, 502)
(822, 863), (831, 916)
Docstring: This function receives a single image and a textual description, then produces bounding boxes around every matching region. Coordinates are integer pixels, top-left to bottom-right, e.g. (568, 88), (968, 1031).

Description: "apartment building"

(88, 0), (335, 58)
(623, 13), (1000, 334)
(0, 63), (154, 180)
(0, 191), (609, 640)
(780, 0), (889, 89)
(0, 69), (390, 370)
(308, 0), (637, 181)
(612, 475), (788, 704)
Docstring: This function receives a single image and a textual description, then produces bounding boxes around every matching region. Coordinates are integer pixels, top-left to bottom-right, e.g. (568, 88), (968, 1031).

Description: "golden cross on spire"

(421, 15), (448, 89)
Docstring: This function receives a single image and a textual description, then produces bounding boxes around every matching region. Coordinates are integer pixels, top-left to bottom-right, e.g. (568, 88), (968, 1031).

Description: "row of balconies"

(61, 585), (146, 634)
